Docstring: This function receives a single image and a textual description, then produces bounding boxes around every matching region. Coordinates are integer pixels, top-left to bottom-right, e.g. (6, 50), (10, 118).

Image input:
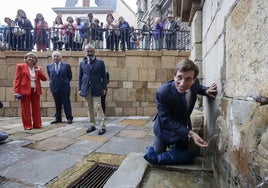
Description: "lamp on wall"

(137, 8), (144, 21)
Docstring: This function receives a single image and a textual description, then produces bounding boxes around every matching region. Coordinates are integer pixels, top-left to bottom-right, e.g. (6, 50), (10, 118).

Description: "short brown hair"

(174, 58), (199, 78)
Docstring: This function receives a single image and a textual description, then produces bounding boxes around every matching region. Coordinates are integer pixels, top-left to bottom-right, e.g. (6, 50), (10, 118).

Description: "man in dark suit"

(144, 58), (217, 165)
(78, 44), (107, 135)
(47, 51), (73, 124)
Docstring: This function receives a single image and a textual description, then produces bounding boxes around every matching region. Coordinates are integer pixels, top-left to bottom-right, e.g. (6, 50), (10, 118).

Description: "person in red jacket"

(14, 52), (47, 130)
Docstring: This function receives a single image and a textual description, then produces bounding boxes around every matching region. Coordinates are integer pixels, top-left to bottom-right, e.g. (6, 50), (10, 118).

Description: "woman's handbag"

(13, 23), (25, 36)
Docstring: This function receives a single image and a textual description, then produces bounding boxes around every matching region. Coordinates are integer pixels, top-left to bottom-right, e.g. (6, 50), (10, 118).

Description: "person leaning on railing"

(165, 14), (180, 50)
(140, 18), (152, 50)
(104, 12), (119, 51)
(62, 16), (75, 51)
(83, 13), (96, 48)
(14, 9), (34, 51)
(152, 17), (164, 50)
(73, 17), (85, 51)
(93, 18), (105, 49)
(50, 16), (64, 51)
(4, 17), (16, 50)
(34, 13), (49, 52)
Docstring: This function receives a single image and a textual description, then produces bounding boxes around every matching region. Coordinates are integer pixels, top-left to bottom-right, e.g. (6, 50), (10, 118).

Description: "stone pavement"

(0, 116), (154, 187)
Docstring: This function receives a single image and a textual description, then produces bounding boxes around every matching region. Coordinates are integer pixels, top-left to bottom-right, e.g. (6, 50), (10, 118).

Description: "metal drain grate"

(0, 176), (8, 186)
(67, 163), (118, 188)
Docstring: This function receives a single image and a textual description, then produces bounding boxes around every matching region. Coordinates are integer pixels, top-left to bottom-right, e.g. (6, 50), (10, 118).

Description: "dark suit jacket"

(46, 62), (72, 93)
(78, 57), (107, 97)
(166, 19), (179, 33)
(14, 63), (47, 96)
(153, 79), (209, 145)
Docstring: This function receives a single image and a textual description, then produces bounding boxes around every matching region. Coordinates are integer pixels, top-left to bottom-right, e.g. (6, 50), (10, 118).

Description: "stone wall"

(0, 50), (189, 118)
(192, 0), (268, 187)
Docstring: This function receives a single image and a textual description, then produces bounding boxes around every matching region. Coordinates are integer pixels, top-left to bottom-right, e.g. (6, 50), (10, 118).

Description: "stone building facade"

(189, 0), (268, 187)
(53, 0), (137, 28)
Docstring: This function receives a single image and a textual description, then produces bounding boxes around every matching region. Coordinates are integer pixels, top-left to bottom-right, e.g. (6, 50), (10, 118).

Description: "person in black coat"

(101, 72), (109, 114)
(47, 51), (73, 124)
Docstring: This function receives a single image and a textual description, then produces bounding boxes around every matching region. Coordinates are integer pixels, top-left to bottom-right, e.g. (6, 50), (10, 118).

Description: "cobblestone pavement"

(0, 116), (154, 187)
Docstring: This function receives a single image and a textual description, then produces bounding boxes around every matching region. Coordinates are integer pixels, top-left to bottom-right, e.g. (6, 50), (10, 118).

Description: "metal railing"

(0, 26), (190, 51)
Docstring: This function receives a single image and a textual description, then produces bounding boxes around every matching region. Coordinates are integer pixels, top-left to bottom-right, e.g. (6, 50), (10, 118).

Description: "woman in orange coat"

(14, 52), (47, 130)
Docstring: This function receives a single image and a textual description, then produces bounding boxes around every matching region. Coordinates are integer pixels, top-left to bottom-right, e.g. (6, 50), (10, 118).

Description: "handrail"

(0, 26), (190, 51)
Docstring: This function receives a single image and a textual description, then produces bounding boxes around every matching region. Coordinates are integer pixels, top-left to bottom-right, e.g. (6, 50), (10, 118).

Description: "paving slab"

(78, 134), (109, 142)
(58, 127), (86, 138)
(118, 119), (148, 126)
(25, 125), (76, 141)
(61, 140), (103, 156)
(0, 140), (42, 170)
(118, 129), (149, 139)
(27, 136), (75, 151)
(96, 136), (145, 155)
(0, 150), (83, 186)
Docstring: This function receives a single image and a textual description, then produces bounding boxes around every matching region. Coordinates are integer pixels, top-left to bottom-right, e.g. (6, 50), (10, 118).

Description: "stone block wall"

(0, 50), (190, 118)
(192, 0), (268, 187)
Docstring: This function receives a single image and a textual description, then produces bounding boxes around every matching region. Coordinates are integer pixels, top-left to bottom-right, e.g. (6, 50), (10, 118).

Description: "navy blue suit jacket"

(78, 57), (107, 97)
(153, 79), (209, 145)
(46, 62), (72, 93)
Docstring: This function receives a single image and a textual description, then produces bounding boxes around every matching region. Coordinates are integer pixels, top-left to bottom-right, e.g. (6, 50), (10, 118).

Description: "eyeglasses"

(87, 50), (94, 53)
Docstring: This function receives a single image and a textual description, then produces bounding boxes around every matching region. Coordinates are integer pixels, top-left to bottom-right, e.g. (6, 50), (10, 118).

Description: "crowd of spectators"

(0, 9), (190, 51)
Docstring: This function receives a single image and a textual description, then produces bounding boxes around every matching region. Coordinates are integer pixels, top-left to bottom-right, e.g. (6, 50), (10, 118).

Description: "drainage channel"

(67, 163), (118, 188)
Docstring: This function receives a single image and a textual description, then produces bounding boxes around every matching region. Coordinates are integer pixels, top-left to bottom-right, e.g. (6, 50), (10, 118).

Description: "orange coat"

(14, 63), (47, 96)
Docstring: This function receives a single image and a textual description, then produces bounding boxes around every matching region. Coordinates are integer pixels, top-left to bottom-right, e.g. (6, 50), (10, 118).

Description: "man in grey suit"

(47, 51), (73, 124)
(78, 44), (107, 135)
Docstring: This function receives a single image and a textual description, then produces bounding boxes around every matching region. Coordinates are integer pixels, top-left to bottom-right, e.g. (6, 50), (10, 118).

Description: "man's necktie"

(182, 92), (187, 109)
(184, 91), (191, 110)
(55, 64), (59, 74)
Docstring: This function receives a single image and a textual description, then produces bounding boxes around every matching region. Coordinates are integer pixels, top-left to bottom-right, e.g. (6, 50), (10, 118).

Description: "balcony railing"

(0, 26), (190, 51)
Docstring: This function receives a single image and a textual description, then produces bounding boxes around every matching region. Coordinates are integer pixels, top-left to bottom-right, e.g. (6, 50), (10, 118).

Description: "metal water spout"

(256, 176), (268, 188)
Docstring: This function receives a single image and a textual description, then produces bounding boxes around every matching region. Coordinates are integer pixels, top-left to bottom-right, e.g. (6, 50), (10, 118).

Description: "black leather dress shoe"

(86, 126), (96, 133)
(50, 119), (62, 124)
(67, 119), (72, 124)
(98, 128), (106, 135)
